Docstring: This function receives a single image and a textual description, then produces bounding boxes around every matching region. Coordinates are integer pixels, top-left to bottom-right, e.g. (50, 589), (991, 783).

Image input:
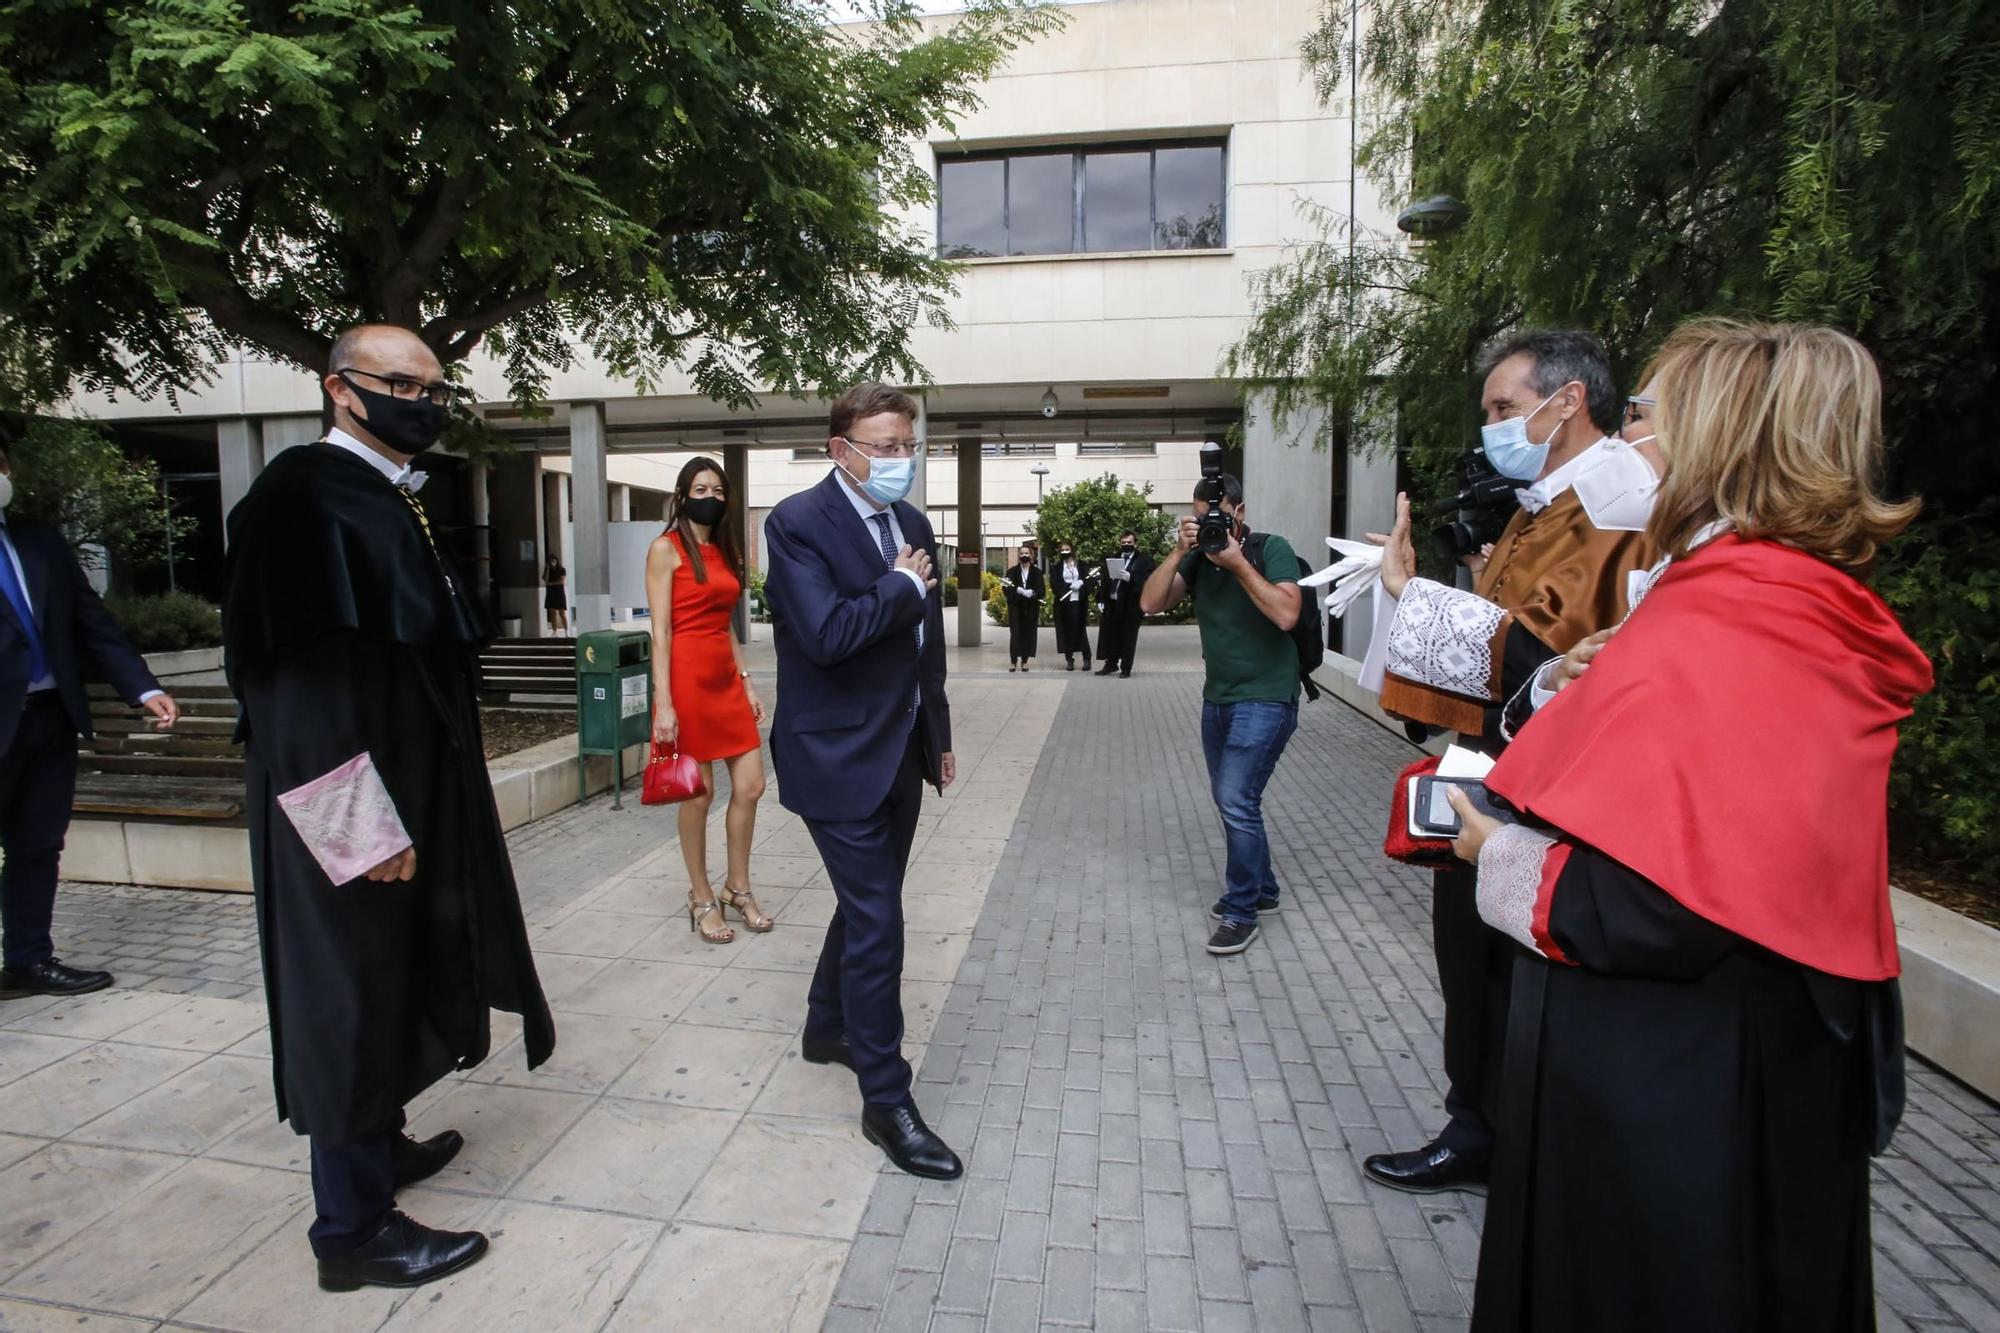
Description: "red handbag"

(641, 743), (707, 805)
(1384, 753), (1457, 867)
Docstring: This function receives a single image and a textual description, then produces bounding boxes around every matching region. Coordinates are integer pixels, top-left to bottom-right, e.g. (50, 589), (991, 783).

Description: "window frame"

(935, 137), (1229, 260)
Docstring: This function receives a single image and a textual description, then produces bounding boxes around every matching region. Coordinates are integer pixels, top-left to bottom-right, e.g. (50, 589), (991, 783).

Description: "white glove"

(1299, 538), (1383, 619)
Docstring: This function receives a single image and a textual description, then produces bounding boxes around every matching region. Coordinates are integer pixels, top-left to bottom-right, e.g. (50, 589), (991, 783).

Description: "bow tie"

(392, 466), (428, 494)
(1514, 486), (1547, 514)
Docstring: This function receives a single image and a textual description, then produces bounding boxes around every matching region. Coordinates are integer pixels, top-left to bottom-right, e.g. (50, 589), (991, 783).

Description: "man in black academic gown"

(1094, 529), (1155, 677)
(223, 324), (555, 1292)
(1002, 544), (1044, 670)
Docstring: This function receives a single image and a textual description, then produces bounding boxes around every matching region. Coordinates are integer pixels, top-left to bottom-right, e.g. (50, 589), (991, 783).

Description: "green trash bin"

(576, 630), (653, 809)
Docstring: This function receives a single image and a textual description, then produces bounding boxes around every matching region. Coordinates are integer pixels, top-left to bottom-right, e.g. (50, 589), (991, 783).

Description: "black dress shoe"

(861, 1102), (963, 1180)
(316, 1210), (488, 1292)
(1119, 670), (1132, 678)
(0, 959), (114, 999)
(1362, 1140), (1490, 1194)
(1095, 663), (1118, 676)
(801, 1031), (856, 1072)
(392, 1129), (465, 1189)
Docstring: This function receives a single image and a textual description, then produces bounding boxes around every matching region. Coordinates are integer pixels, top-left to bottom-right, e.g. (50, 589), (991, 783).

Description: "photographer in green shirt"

(1141, 457), (1303, 955)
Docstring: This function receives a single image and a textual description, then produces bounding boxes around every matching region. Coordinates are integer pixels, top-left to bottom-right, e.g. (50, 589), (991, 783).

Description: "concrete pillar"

(1242, 390), (1334, 584)
(261, 414), (321, 458)
(612, 483), (632, 521)
(469, 457), (492, 603)
(1342, 416), (1401, 660)
(216, 418), (264, 547)
(911, 394), (930, 511)
(724, 443), (750, 642)
(569, 402), (612, 632)
(955, 433), (983, 647)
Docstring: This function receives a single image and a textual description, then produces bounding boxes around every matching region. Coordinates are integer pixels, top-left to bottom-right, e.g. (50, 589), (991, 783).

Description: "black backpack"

(1185, 533), (1328, 701)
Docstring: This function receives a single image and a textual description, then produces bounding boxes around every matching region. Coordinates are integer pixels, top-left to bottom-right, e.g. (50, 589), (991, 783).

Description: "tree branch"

(381, 172), (480, 323)
(431, 267), (601, 361)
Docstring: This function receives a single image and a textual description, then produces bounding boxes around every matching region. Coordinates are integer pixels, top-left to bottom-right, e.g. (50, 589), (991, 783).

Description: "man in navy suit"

(762, 382), (961, 1180)
(0, 442), (180, 998)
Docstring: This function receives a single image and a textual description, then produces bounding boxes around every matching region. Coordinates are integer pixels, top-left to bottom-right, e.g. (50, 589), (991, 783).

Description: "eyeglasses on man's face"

(339, 367), (459, 407)
(838, 435), (922, 459)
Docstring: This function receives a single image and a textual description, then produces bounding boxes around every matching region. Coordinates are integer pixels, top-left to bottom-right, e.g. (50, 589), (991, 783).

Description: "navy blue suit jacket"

(763, 472), (951, 823)
(0, 519), (160, 755)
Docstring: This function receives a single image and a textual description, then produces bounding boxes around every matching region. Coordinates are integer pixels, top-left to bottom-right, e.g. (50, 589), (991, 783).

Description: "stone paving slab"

(3, 643), (1997, 1331)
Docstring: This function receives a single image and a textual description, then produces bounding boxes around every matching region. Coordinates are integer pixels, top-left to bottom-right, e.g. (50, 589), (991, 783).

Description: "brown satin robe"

(1381, 486), (1659, 733)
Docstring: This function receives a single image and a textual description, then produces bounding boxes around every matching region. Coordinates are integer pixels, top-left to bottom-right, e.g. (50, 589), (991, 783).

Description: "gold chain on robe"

(396, 486), (457, 597)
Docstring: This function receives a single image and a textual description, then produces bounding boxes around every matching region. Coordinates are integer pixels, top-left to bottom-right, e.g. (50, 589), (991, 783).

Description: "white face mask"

(0, 474), (12, 510)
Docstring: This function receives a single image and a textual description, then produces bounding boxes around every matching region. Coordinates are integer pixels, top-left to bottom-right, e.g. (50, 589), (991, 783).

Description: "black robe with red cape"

(1473, 535), (1932, 1333)
(223, 442), (554, 1145)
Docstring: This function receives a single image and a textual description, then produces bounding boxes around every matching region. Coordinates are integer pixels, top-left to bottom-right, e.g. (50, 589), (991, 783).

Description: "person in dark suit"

(0, 443), (179, 998)
(1095, 529), (1156, 677)
(761, 382), (961, 1181)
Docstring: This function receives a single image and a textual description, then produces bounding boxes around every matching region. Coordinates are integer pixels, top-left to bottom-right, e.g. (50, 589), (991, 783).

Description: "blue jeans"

(1200, 700), (1299, 925)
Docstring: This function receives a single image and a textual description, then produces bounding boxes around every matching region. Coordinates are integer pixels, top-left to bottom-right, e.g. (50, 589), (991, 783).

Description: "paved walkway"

(3, 634), (1997, 1331)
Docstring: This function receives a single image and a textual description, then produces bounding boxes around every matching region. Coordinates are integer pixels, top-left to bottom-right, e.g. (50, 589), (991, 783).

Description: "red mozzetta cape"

(1486, 535), (1933, 981)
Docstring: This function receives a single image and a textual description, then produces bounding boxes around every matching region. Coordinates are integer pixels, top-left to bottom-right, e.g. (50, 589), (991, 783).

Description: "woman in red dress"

(645, 457), (773, 944)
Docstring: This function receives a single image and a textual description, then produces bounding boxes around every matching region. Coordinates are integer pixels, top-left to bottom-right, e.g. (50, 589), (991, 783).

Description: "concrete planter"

(142, 645), (225, 682)
(63, 731), (645, 895)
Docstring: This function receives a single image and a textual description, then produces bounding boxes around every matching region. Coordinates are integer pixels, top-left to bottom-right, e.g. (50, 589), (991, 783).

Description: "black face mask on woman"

(682, 496), (726, 528)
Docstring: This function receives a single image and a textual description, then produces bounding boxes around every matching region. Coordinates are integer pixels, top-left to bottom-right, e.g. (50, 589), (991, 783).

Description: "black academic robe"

(1473, 844), (1899, 1333)
(1096, 549), (1155, 665)
(1003, 563), (1044, 660)
(223, 443), (555, 1146)
(1051, 560), (1094, 657)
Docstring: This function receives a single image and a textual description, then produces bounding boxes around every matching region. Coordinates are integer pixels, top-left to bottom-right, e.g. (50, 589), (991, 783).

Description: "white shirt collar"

(326, 427), (424, 490)
(833, 467), (892, 523)
(1516, 436), (1616, 513)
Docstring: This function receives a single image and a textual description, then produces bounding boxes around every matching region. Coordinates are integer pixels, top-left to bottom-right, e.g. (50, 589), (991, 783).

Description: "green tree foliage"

(104, 589), (224, 653)
(0, 1), (1061, 411)
(1032, 472), (1175, 570)
(1229, 0), (2000, 881)
(2, 416), (192, 571)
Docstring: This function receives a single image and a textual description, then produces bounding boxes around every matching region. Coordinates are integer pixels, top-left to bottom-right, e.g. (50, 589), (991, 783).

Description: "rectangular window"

(936, 139), (1227, 259)
(1077, 442), (1159, 457)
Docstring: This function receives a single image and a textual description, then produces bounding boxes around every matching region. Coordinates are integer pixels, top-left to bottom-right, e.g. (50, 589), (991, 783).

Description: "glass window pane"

(1082, 151), (1151, 252)
(938, 158), (1004, 259)
(1007, 153), (1072, 255)
(1155, 146), (1225, 249)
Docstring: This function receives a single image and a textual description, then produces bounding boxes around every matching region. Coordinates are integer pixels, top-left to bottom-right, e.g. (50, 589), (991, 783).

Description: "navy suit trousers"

(307, 1108), (407, 1257)
(0, 694), (77, 970)
(804, 729), (927, 1108)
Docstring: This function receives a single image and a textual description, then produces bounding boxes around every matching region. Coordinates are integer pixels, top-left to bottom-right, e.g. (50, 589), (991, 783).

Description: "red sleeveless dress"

(666, 532), (759, 761)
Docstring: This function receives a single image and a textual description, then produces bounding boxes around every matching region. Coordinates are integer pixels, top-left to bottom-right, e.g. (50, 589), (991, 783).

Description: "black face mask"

(339, 373), (447, 454)
(683, 496), (726, 528)
(1120, 543), (1135, 553)
(1060, 551), (1073, 559)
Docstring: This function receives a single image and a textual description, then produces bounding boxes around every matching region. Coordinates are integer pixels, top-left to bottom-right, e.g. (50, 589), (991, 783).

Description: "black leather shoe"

(392, 1129), (465, 1189)
(0, 959), (114, 999)
(1095, 663), (1118, 676)
(861, 1102), (963, 1180)
(1362, 1140), (1490, 1194)
(316, 1210), (488, 1292)
(1119, 670), (1132, 678)
(801, 1031), (856, 1072)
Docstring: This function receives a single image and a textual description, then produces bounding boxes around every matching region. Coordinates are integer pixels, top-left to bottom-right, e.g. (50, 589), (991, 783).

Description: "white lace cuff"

(1385, 579), (1508, 701)
(276, 752), (413, 886)
(1475, 824), (1569, 962)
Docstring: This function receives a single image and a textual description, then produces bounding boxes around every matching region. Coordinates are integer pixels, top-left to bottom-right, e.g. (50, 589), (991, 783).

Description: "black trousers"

(307, 1108), (408, 1257)
(1097, 600), (1141, 669)
(1433, 862), (1515, 1154)
(0, 693), (77, 970)
(803, 730), (927, 1108)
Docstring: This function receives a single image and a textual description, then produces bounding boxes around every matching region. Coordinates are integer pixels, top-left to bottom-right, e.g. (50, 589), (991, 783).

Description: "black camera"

(1193, 445), (1233, 554)
(1428, 454), (1519, 560)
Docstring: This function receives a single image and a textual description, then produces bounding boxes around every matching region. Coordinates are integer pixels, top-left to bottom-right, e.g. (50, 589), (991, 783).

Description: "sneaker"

(1206, 919), (1260, 955)
(1208, 897), (1280, 922)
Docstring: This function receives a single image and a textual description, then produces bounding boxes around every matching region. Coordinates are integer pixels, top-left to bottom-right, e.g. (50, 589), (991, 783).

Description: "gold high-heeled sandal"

(688, 891), (734, 944)
(719, 884), (775, 932)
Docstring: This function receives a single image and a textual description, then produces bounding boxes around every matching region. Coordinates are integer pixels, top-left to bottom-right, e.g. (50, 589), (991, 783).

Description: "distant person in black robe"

(1447, 319), (1928, 1332)
(1050, 543), (1093, 670)
(223, 324), (555, 1294)
(1094, 530), (1155, 677)
(1002, 545), (1043, 670)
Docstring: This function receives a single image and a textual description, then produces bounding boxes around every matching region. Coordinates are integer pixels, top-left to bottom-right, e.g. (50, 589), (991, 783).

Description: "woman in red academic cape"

(1445, 319), (1934, 1333)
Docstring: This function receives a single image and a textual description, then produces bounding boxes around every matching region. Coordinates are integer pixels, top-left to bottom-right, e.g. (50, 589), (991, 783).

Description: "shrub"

(747, 567), (770, 622)
(105, 590), (222, 653)
(1878, 506), (2000, 887)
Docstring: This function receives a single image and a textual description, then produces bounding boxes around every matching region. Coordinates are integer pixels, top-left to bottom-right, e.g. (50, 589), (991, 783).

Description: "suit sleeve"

(763, 505), (925, 669)
(240, 631), (413, 885)
(61, 540), (161, 703)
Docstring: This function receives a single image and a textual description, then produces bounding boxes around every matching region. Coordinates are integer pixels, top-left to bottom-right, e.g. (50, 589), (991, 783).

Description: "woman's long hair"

(667, 455), (744, 585)
(1646, 317), (1919, 574)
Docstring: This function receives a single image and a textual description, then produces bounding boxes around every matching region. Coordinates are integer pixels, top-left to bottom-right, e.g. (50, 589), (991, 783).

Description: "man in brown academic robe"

(1361, 329), (1660, 1194)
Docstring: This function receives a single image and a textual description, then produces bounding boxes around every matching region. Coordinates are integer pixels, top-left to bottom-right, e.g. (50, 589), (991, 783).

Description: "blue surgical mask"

(839, 451), (915, 507)
(1481, 389), (1565, 481)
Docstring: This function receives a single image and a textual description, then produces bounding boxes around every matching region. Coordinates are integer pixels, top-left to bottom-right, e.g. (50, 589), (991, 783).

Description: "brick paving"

(16, 640), (2000, 1330)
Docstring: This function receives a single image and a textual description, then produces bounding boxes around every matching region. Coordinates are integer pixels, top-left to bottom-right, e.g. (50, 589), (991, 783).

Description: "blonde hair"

(1646, 318), (1919, 572)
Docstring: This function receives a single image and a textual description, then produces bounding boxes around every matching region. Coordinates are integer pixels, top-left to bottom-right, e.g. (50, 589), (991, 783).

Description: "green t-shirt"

(1181, 532), (1303, 705)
